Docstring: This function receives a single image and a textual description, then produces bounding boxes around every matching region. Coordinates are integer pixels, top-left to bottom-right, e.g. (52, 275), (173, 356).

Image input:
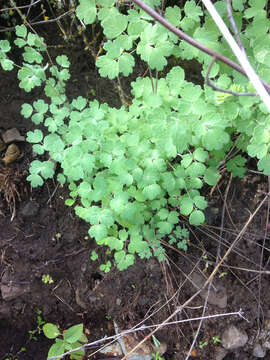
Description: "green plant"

(43, 323), (87, 360)
(1, 0), (270, 271)
(29, 309), (46, 341)
(199, 340), (209, 349)
(152, 351), (165, 360)
(168, 226), (189, 251)
(212, 335), (221, 344)
(42, 274), (54, 284)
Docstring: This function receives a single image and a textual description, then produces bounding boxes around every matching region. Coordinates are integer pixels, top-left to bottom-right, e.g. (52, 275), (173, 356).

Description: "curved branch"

(206, 57), (258, 96)
(132, 0), (270, 93)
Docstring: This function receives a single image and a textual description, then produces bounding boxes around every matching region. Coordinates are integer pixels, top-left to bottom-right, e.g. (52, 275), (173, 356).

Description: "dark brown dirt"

(1, 16), (270, 360)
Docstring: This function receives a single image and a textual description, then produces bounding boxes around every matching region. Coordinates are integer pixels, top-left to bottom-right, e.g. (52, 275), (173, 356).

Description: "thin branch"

(0, 9), (74, 32)
(131, 0), (270, 94)
(0, 0), (42, 12)
(48, 310), (243, 360)
(226, 0), (244, 50)
(205, 57), (258, 96)
(201, 0), (270, 111)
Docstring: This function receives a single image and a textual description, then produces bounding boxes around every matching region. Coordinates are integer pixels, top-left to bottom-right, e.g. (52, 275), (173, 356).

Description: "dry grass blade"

(0, 165), (24, 218)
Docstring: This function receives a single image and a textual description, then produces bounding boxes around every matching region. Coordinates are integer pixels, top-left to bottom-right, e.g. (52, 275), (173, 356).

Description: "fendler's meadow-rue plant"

(0, 0), (270, 271)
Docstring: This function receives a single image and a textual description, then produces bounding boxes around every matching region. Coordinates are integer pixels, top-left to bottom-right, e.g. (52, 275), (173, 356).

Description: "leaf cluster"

(43, 323), (87, 360)
(2, 1), (270, 271)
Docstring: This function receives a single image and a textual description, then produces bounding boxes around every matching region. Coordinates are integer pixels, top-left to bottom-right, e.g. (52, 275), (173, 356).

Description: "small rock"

(189, 271), (227, 308)
(1, 281), (30, 301)
(1, 271), (30, 301)
(221, 325), (248, 350)
(2, 128), (25, 144)
(20, 201), (40, 218)
(215, 346), (228, 360)
(253, 343), (266, 358)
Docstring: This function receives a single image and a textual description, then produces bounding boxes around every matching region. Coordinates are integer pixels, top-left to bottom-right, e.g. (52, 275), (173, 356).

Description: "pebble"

(189, 271), (227, 308)
(221, 325), (248, 350)
(253, 343), (266, 358)
(2, 128), (25, 144)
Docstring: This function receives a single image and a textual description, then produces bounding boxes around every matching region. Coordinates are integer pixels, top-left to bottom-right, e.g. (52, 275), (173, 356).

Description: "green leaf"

(203, 129), (230, 151)
(106, 236), (124, 251)
(33, 144), (45, 155)
(100, 261), (112, 273)
(189, 210), (205, 225)
(193, 196), (208, 210)
(90, 250), (98, 261)
(180, 197), (193, 216)
(72, 96), (87, 110)
(16, 24), (27, 38)
(27, 174), (44, 187)
(179, 83), (202, 102)
(168, 211), (179, 224)
(100, 9), (128, 39)
(47, 341), (65, 359)
(226, 155), (246, 177)
(137, 24), (173, 71)
(204, 168), (219, 186)
(31, 112), (44, 125)
(29, 160), (55, 179)
(258, 154), (270, 175)
(96, 57), (118, 79)
(27, 129), (43, 143)
(166, 66), (185, 95)
(0, 58), (14, 71)
(184, 0), (203, 22)
(89, 224), (108, 241)
(43, 323), (60, 339)
(165, 6), (181, 27)
(76, 0), (96, 24)
(23, 46), (43, 64)
(114, 251), (135, 271)
(14, 37), (26, 48)
(186, 162), (206, 177)
(142, 184), (161, 200)
(33, 99), (48, 114)
(194, 148), (208, 162)
(56, 55), (70, 68)
(21, 103), (33, 118)
(157, 221), (173, 234)
(18, 65), (46, 92)
(232, 0), (244, 11)
(64, 324), (83, 344)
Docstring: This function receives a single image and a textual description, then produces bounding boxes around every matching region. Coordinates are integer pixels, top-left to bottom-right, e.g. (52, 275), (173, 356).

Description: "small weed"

(199, 340), (209, 349)
(152, 351), (165, 360)
(212, 335), (221, 344)
(29, 309), (46, 341)
(43, 323), (87, 359)
(42, 274), (54, 284)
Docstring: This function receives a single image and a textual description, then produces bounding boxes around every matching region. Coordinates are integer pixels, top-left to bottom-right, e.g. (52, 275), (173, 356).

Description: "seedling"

(43, 323), (87, 360)
(29, 309), (46, 341)
(199, 341), (209, 349)
(212, 335), (221, 344)
(42, 274), (54, 284)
